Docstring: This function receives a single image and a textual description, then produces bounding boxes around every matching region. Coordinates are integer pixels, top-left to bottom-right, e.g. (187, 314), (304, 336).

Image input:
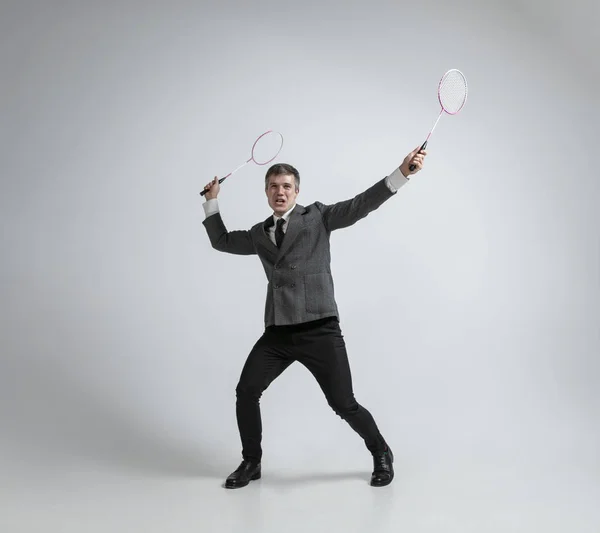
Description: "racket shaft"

(428, 109), (444, 139)
(409, 109), (443, 171)
(199, 158), (252, 196)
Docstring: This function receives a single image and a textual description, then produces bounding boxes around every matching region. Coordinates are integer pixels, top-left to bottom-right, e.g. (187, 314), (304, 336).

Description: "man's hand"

(203, 176), (220, 200)
(400, 146), (427, 177)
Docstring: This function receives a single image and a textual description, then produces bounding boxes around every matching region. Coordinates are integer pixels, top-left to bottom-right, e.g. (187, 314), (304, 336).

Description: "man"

(202, 145), (426, 489)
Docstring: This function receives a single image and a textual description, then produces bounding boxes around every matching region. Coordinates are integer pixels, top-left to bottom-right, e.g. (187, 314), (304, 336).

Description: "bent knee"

(236, 383), (264, 401)
(329, 398), (359, 417)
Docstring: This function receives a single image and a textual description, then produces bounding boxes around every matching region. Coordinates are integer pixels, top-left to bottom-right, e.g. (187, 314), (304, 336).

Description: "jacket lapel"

(277, 204), (306, 259)
(259, 216), (278, 252)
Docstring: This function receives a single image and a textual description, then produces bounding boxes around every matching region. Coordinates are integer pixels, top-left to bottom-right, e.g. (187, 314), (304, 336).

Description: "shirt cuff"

(203, 198), (220, 218)
(385, 166), (410, 193)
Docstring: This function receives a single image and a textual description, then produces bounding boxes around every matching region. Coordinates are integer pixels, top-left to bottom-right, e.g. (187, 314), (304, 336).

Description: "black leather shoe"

(370, 447), (394, 487)
(225, 460), (261, 489)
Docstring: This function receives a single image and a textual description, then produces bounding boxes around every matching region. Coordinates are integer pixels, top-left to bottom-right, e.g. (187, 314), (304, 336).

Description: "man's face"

(266, 173), (299, 216)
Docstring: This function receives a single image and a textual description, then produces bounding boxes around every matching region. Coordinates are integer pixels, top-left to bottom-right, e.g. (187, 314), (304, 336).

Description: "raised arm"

(318, 146), (427, 232)
(201, 176), (256, 255)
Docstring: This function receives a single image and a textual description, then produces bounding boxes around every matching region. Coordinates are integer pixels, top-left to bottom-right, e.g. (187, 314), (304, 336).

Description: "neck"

(273, 202), (296, 217)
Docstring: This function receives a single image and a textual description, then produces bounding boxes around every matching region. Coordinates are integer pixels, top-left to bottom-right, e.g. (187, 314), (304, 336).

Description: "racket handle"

(409, 140), (428, 171)
(199, 176), (227, 196)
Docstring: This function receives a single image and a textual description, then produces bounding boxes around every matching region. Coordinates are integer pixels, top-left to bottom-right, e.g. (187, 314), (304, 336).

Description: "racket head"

(438, 69), (468, 115)
(250, 130), (284, 165)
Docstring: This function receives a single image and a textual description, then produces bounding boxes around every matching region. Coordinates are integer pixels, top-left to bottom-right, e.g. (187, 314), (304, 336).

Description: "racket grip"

(199, 176), (227, 196)
(409, 140), (428, 171)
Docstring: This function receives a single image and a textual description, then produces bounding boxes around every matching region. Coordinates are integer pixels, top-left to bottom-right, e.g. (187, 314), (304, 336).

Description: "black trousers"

(235, 316), (387, 461)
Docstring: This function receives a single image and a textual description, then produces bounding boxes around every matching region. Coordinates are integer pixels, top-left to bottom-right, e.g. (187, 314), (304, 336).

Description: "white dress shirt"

(202, 166), (409, 246)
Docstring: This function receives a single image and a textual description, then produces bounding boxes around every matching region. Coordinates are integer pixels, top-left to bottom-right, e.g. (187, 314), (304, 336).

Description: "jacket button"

(274, 264), (279, 270)
(291, 265), (296, 269)
(291, 283), (295, 288)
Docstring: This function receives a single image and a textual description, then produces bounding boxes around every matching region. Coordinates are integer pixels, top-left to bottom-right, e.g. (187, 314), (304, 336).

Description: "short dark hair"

(265, 163), (300, 191)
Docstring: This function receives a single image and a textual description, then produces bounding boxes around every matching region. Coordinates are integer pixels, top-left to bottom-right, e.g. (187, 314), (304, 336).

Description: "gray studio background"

(1, 0), (598, 520)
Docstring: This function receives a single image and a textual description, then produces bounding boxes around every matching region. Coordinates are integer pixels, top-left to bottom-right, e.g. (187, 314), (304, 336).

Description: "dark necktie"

(275, 218), (285, 248)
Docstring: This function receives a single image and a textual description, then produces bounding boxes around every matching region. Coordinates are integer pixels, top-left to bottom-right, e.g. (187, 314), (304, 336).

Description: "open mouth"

(275, 199), (286, 206)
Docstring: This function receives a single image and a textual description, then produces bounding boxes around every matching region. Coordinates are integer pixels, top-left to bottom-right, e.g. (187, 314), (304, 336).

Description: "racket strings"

(439, 70), (468, 114)
(251, 131), (284, 165)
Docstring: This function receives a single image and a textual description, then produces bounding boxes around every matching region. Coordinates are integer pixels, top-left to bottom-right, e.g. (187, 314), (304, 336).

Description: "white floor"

(3, 453), (599, 533)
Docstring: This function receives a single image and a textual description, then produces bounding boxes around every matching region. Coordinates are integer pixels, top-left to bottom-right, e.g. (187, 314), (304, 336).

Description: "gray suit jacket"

(203, 177), (396, 327)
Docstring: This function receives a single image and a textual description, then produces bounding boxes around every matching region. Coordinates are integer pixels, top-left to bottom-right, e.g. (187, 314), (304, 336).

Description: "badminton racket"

(200, 130), (284, 196)
(409, 69), (468, 171)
